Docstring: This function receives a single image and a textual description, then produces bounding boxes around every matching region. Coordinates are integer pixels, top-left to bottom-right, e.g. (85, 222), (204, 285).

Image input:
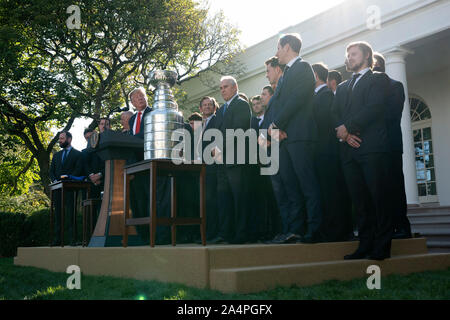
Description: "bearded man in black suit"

(333, 42), (392, 260)
(49, 131), (83, 245)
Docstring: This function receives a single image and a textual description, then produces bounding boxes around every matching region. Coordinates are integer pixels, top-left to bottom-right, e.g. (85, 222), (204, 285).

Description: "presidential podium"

(88, 130), (143, 247)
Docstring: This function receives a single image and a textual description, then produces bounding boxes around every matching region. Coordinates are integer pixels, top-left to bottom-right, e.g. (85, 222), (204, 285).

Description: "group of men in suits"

(190, 34), (411, 261)
(50, 34), (412, 257)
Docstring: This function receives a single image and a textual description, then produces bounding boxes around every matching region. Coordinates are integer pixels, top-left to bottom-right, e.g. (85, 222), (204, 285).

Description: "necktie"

(349, 73), (361, 92)
(284, 65), (290, 74)
(135, 111), (142, 134)
(347, 73), (361, 104)
(61, 149), (67, 164)
(222, 103), (228, 116)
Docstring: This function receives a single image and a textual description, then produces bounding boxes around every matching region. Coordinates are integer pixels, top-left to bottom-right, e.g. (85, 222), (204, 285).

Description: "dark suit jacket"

(270, 58), (318, 142)
(386, 78), (405, 153)
(50, 147), (83, 182)
(313, 86), (338, 156)
(202, 114), (218, 173)
(82, 148), (105, 178)
(214, 95), (251, 166)
(128, 106), (152, 139)
(332, 70), (390, 161)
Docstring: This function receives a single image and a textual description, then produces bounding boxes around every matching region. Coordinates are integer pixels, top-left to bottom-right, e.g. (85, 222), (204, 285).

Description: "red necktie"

(135, 111), (142, 134)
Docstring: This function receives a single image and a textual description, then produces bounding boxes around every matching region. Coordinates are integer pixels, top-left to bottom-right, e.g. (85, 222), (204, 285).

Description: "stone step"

(410, 222), (450, 229)
(408, 206), (450, 215)
(408, 213), (450, 224)
(207, 238), (427, 269)
(427, 240), (450, 249)
(210, 253), (450, 294)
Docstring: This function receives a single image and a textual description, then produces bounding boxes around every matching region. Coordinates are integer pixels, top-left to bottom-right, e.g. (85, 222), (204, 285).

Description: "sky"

(69, 0), (345, 151)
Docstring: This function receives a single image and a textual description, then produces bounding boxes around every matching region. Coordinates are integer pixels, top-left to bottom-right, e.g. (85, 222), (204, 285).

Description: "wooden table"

(123, 159), (206, 247)
(49, 180), (91, 247)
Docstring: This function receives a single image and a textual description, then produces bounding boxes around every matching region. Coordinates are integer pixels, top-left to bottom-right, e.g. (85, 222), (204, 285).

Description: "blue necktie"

(62, 149), (68, 164)
(222, 103), (228, 116)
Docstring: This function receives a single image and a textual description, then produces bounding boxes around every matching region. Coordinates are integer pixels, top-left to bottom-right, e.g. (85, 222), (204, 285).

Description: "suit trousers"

(342, 152), (393, 256)
(389, 152), (411, 234)
(315, 153), (353, 242)
(205, 168), (219, 240)
(216, 165), (250, 242)
(275, 143), (306, 236)
(280, 141), (323, 240)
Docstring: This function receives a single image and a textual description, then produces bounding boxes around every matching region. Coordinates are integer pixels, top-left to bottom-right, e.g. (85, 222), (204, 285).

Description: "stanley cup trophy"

(144, 70), (186, 160)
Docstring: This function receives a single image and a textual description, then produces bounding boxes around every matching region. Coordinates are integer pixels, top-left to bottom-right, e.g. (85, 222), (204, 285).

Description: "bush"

(0, 209), (50, 257)
(0, 211), (27, 257)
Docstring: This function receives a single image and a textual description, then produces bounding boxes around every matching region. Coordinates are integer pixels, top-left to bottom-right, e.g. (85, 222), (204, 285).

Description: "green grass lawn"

(1, 257), (449, 300)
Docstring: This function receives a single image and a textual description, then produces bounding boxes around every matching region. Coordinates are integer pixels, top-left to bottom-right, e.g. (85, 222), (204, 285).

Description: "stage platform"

(14, 238), (450, 293)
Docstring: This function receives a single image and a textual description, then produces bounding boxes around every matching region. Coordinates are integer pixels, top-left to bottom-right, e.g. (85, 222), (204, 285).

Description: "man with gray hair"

(209, 76), (252, 244)
(120, 110), (133, 134)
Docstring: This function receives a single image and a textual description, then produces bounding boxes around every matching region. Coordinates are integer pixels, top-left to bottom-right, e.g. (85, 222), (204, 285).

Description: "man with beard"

(333, 41), (392, 260)
(49, 131), (83, 245)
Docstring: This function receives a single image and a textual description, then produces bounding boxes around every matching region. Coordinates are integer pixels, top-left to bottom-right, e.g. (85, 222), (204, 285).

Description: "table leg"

(171, 176), (177, 246)
(49, 189), (54, 247)
(200, 166), (206, 246)
(150, 162), (157, 247)
(82, 201), (86, 247)
(61, 188), (65, 247)
(73, 190), (77, 245)
(123, 172), (130, 247)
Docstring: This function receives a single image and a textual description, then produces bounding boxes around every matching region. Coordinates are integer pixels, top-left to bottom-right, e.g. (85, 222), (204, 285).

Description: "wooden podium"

(88, 130), (144, 247)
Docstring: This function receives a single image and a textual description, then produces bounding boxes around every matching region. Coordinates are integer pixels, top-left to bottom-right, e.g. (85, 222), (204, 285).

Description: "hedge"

(0, 209), (50, 257)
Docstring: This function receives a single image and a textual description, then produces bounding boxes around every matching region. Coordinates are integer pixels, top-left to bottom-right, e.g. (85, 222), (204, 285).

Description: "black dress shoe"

(368, 253), (390, 261)
(344, 251), (369, 260)
(209, 236), (228, 244)
(264, 234), (284, 244)
(392, 230), (412, 239)
(229, 237), (251, 244)
(270, 233), (300, 244)
(50, 240), (62, 247)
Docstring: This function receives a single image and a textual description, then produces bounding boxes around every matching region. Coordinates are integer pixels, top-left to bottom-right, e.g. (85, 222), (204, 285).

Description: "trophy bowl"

(148, 70), (178, 89)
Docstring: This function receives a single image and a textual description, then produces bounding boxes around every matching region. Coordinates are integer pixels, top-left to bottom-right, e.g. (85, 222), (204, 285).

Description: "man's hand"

(212, 146), (223, 163)
(336, 124), (349, 141)
(346, 134), (362, 149)
(258, 134), (270, 149)
(270, 128), (288, 142)
(89, 173), (102, 186)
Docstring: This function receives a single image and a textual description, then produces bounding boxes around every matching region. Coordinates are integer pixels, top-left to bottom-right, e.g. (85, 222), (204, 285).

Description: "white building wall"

(408, 66), (450, 205)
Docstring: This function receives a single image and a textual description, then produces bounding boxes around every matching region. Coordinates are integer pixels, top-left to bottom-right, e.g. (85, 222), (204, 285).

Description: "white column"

(384, 47), (419, 205)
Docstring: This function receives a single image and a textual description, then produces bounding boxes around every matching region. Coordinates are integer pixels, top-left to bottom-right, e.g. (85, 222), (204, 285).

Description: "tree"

(0, 0), (242, 196)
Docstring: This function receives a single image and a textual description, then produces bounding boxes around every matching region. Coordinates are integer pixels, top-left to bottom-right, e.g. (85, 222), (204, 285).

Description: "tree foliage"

(0, 0), (242, 197)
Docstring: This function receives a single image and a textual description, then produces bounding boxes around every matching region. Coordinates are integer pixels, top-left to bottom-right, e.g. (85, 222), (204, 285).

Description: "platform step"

(207, 238), (428, 269)
(411, 222), (450, 230)
(408, 206), (450, 215)
(210, 253), (450, 293)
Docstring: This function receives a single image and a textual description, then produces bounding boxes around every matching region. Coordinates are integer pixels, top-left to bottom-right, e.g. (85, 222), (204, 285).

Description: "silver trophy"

(144, 70), (185, 160)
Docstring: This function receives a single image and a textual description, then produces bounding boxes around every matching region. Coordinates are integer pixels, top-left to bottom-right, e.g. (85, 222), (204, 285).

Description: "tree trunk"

(36, 151), (51, 198)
